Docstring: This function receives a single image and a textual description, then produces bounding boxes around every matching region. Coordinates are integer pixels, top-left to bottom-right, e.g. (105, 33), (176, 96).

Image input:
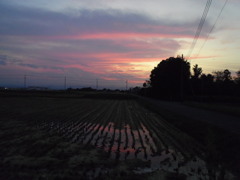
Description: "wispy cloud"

(0, 2), (211, 38)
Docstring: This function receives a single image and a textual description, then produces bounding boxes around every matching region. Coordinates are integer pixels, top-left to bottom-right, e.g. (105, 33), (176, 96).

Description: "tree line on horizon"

(141, 56), (240, 101)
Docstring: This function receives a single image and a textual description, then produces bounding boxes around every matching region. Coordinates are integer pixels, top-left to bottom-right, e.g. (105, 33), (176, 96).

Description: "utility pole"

(24, 75), (27, 89)
(64, 76), (67, 90)
(180, 54), (184, 100)
(126, 80), (128, 91)
(96, 79), (98, 90)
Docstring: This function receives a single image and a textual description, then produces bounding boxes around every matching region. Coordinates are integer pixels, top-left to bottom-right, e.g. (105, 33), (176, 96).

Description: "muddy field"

(0, 92), (236, 180)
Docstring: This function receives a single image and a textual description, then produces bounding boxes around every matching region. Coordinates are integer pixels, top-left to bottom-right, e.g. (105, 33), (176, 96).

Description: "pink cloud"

(55, 52), (152, 63)
(100, 77), (119, 81)
(60, 64), (104, 75)
(39, 31), (198, 41)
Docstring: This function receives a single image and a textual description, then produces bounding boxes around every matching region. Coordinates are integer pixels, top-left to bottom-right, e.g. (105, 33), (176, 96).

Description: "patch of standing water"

(40, 120), (234, 180)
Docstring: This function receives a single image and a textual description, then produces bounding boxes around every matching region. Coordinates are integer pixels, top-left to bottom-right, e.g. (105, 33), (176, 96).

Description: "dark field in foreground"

(0, 91), (239, 180)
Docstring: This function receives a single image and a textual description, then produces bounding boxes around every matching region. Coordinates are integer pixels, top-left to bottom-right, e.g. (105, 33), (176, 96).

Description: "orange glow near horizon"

(188, 55), (219, 60)
(61, 32), (195, 40)
(24, 31), (206, 41)
(55, 52), (165, 63)
(55, 52), (162, 78)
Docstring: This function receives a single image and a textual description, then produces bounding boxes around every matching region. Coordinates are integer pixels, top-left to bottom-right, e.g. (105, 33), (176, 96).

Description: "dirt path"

(139, 96), (240, 135)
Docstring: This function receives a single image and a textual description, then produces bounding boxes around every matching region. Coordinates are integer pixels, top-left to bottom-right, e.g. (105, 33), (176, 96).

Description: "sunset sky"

(0, 0), (239, 89)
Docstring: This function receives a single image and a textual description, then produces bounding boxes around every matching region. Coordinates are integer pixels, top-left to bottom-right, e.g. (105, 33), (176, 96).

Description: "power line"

(187, 0), (212, 60)
(187, 0), (212, 59)
(196, 0), (229, 57)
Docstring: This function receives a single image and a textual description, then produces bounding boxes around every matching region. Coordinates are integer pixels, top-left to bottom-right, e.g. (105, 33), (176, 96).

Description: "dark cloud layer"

(0, 1), (210, 38)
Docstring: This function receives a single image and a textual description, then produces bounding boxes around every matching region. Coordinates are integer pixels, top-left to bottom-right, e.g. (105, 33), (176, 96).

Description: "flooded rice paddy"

(38, 99), (233, 180)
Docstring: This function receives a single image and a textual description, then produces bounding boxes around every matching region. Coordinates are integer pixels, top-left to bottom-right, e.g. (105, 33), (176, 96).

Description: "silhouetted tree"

(192, 64), (202, 79)
(213, 71), (224, 82)
(236, 70), (240, 78)
(223, 69), (232, 82)
(212, 69), (235, 96)
(143, 80), (150, 88)
(143, 56), (240, 101)
(234, 70), (240, 96)
(200, 74), (214, 95)
(235, 70), (240, 84)
(149, 56), (190, 99)
(141, 80), (151, 96)
(190, 64), (203, 96)
(213, 69), (232, 82)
